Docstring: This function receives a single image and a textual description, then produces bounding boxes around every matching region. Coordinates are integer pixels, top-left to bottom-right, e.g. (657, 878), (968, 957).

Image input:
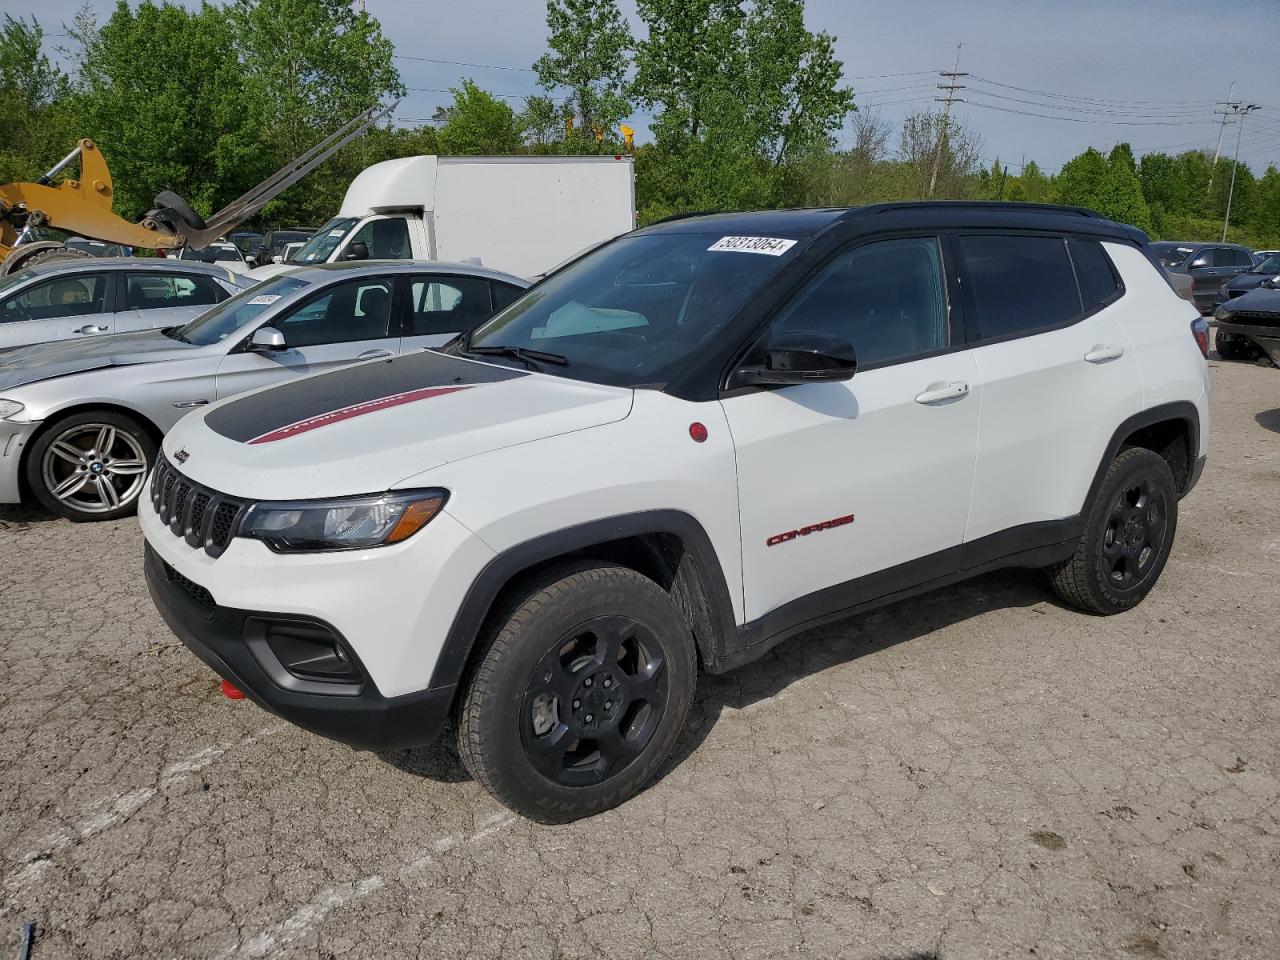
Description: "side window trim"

(722, 231), (958, 389)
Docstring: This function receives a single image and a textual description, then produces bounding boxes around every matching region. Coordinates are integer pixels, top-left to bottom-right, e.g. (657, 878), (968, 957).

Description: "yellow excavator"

(0, 104), (392, 275)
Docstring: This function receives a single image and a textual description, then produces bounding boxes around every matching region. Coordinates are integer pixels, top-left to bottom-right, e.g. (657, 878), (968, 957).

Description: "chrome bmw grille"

(149, 455), (246, 558)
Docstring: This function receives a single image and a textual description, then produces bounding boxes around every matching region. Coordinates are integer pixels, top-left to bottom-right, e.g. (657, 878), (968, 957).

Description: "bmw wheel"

(457, 562), (696, 822)
(27, 411), (156, 521)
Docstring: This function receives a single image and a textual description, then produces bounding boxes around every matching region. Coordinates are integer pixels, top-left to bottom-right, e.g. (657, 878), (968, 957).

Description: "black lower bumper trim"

(144, 544), (453, 752)
(1184, 454), (1207, 498)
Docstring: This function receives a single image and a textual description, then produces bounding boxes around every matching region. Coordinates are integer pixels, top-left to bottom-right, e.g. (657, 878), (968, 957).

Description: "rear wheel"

(1047, 448), (1178, 614)
(457, 562), (696, 822)
(26, 411), (156, 521)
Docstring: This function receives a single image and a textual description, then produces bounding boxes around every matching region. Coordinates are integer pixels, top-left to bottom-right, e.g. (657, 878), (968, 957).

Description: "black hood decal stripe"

(205, 350), (526, 444)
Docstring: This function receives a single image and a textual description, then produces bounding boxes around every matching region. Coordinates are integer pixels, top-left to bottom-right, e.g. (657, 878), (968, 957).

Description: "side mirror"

(343, 240), (369, 262)
(271, 254), (283, 264)
(245, 255), (257, 266)
(249, 327), (286, 351)
(1190, 256), (1209, 269)
(732, 331), (857, 388)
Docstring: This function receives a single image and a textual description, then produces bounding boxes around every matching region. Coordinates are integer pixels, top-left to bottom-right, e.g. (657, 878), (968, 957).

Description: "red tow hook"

(220, 679), (246, 700)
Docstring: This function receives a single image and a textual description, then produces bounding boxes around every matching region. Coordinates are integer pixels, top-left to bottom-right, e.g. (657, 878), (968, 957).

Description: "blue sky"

(29, 0), (1280, 174)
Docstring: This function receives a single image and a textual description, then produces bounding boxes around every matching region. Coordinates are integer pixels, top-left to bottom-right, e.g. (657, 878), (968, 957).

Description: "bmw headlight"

(240, 489), (448, 552)
(0, 399), (25, 420)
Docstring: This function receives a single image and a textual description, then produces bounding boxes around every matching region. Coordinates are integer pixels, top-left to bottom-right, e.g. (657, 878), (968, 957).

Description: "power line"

(394, 53), (535, 72)
(964, 84), (1219, 119)
(960, 96), (1214, 126)
(967, 74), (1220, 108)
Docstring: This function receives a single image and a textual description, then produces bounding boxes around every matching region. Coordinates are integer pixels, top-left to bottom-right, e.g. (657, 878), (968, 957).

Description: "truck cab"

(248, 155), (636, 282)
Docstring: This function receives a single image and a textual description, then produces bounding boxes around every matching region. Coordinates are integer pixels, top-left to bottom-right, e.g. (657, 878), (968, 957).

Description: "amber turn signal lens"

(386, 495), (446, 543)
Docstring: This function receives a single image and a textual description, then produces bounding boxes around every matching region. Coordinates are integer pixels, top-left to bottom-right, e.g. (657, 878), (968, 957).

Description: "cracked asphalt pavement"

(1, 358), (1277, 960)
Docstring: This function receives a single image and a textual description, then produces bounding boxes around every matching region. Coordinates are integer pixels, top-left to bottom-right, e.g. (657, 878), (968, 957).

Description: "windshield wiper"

(161, 326), (190, 343)
(465, 344), (568, 368)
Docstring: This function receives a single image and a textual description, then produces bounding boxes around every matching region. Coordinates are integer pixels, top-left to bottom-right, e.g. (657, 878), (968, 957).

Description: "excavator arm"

(0, 103), (393, 274)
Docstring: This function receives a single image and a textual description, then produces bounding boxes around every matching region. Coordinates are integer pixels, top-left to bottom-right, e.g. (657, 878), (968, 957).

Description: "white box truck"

(250, 155), (635, 280)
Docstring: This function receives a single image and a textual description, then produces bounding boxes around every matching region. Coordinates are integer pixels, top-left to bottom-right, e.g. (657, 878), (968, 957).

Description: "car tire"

(456, 562), (697, 822)
(153, 190), (208, 231)
(1047, 448), (1178, 615)
(10, 245), (91, 272)
(26, 411), (157, 521)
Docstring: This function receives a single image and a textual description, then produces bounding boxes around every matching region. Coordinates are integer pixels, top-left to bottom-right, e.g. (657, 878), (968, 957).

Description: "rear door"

(1187, 247), (1232, 310)
(960, 233), (1143, 547)
(214, 276), (399, 399)
(116, 270), (228, 332)
(399, 274), (525, 351)
(0, 271), (114, 350)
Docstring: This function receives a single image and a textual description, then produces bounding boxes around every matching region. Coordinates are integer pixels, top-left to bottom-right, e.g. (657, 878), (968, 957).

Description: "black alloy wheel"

(520, 614), (668, 787)
(1099, 475), (1168, 592)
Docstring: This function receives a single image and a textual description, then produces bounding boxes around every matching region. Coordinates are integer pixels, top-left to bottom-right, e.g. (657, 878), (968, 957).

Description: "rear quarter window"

(957, 234), (1082, 341)
(1069, 239), (1122, 313)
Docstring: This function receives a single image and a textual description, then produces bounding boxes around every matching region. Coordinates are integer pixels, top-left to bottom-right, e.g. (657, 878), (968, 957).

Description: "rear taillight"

(1191, 318), (1210, 358)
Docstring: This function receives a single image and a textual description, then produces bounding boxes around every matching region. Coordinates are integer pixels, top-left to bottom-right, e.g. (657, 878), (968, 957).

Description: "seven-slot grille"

(149, 455), (246, 558)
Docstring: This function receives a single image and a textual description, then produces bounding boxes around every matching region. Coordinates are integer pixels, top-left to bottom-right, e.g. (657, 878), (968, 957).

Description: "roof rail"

(862, 201), (1104, 219)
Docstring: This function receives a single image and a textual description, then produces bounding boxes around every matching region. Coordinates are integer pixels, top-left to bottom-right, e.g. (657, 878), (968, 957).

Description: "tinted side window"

(0, 273), (108, 323)
(276, 279), (394, 347)
(958, 234), (1081, 340)
(407, 275), (493, 335)
(1069, 239), (1121, 312)
(1232, 248), (1254, 267)
(1208, 248), (1234, 268)
(767, 236), (948, 367)
(349, 218), (411, 259)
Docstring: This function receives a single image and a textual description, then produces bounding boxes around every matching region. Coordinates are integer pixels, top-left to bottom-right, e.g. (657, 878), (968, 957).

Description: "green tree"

(534, 0), (631, 148)
(71, 0), (252, 218)
(1103, 142), (1152, 233)
(229, 0), (403, 223)
(0, 15), (72, 182)
(437, 80), (524, 155)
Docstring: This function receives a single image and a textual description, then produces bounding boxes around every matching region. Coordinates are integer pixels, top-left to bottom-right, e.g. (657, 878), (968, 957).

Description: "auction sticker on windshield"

(708, 236), (798, 256)
(247, 294), (282, 305)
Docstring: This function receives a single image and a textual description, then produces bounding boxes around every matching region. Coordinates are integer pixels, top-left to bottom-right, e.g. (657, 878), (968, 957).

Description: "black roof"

(638, 201), (1147, 244)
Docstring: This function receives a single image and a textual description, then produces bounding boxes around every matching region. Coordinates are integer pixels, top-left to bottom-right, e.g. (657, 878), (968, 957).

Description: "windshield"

(294, 218), (356, 264)
(181, 246), (241, 263)
(1150, 243), (1195, 268)
(1250, 254), (1280, 274)
(176, 276), (309, 346)
(463, 232), (803, 387)
(0, 269), (35, 297)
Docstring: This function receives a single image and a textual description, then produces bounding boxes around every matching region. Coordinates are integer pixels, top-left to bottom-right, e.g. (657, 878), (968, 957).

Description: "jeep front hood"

(166, 350), (634, 500)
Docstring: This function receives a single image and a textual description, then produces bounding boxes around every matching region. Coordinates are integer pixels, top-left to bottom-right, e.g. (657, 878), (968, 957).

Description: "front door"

(214, 276), (399, 399)
(720, 235), (980, 622)
(0, 271), (113, 350)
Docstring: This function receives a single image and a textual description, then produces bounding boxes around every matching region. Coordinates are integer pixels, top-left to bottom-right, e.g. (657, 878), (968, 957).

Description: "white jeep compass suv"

(141, 203), (1211, 821)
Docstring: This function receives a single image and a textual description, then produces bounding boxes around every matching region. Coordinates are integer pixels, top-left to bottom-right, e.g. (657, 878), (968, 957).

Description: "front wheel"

(457, 562), (696, 822)
(1047, 448), (1178, 614)
(26, 411), (156, 521)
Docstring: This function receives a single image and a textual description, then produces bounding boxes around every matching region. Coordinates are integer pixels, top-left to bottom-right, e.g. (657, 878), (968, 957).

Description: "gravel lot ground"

(1, 357), (1277, 960)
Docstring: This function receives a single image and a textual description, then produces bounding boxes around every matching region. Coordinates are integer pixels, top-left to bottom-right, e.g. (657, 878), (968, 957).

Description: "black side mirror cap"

(731, 331), (857, 388)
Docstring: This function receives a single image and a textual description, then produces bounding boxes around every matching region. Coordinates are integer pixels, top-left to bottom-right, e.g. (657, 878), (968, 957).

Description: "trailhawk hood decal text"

(205, 350), (526, 444)
(247, 385), (471, 444)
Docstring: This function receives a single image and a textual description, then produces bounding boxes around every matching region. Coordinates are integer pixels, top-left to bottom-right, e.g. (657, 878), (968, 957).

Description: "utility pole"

(1208, 81), (1239, 195)
(929, 43), (967, 198)
(1222, 104), (1260, 242)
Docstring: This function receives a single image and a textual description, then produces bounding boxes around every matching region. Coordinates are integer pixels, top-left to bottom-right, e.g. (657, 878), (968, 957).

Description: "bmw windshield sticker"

(247, 294), (282, 305)
(708, 236), (798, 256)
(246, 385), (472, 445)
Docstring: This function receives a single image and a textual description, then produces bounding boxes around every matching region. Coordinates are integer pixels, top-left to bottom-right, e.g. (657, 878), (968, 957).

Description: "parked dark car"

(1215, 252), (1280, 308)
(1214, 287), (1280, 366)
(249, 229), (315, 267)
(1150, 241), (1254, 314)
(229, 231), (263, 257)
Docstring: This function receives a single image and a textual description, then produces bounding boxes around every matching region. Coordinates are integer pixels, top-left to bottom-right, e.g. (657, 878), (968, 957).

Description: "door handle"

(1084, 344), (1124, 363)
(915, 381), (970, 405)
(74, 324), (108, 335)
(358, 349), (394, 360)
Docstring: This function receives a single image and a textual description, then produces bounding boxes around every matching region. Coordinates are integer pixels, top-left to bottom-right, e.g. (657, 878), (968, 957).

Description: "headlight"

(239, 489), (448, 552)
(1214, 305), (1230, 321)
(0, 399), (24, 420)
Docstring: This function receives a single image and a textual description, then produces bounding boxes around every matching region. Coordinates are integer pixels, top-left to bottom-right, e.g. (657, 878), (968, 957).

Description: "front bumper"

(0, 420), (40, 503)
(145, 543), (454, 751)
(1214, 318), (1280, 366)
